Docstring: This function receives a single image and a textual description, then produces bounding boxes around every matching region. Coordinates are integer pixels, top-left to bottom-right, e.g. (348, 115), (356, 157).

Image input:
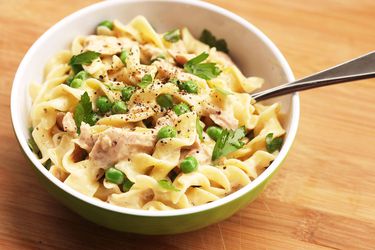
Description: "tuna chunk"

(84, 35), (136, 55)
(182, 135), (214, 165)
(89, 128), (157, 167)
(62, 112), (77, 133)
(140, 44), (164, 64)
(75, 123), (98, 152)
(153, 60), (180, 82)
(168, 50), (195, 65)
(56, 112), (76, 133)
(209, 110), (238, 130)
(202, 104), (239, 130)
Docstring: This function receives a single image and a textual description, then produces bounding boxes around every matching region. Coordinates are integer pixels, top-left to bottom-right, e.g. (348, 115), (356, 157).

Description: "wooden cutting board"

(0, 0), (374, 249)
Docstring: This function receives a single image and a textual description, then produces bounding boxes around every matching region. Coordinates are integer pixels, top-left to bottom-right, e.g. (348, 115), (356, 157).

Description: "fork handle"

(252, 51), (375, 101)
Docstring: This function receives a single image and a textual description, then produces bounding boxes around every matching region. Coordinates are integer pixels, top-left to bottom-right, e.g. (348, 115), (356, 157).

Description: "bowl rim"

(11, 0), (299, 217)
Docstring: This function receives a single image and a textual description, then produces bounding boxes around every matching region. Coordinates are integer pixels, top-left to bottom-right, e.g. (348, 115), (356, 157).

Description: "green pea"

(98, 20), (113, 30)
(120, 50), (127, 65)
(206, 126), (223, 141)
(74, 71), (90, 80)
(121, 86), (135, 101)
(156, 94), (173, 109)
(178, 80), (198, 94)
(112, 101), (128, 114)
(180, 156), (198, 173)
(105, 167), (124, 184)
(96, 96), (112, 113)
(65, 75), (74, 85)
(70, 78), (83, 88)
(157, 125), (177, 140)
(122, 178), (134, 192)
(173, 103), (190, 116)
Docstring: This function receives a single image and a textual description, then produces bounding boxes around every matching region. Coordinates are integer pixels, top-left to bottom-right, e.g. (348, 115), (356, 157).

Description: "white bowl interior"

(11, 0), (299, 216)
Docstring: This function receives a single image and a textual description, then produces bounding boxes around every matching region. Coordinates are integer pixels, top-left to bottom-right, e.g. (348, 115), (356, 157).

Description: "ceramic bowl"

(11, 0), (299, 234)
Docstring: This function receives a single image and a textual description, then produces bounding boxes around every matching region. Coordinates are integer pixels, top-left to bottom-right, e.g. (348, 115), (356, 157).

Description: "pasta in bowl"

(29, 16), (285, 211)
(12, 0), (299, 234)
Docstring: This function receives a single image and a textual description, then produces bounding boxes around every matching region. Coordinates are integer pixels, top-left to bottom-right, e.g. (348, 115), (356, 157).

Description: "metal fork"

(252, 51), (375, 101)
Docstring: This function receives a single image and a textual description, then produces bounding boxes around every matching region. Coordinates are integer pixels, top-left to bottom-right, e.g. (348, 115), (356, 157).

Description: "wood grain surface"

(1, 0), (374, 249)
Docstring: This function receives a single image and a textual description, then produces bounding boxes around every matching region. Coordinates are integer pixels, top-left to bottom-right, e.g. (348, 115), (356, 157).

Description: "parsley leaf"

(214, 86), (234, 96)
(199, 29), (229, 53)
(138, 74), (153, 88)
(27, 137), (40, 155)
(163, 29), (180, 43)
(27, 128), (42, 158)
(212, 127), (246, 161)
(150, 55), (165, 64)
(43, 159), (52, 170)
(74, 92), (97, 133)
(69, 51), (100, 74)
(265, 133), (283, 153)
(158, 180), (180, 192)
(184, 52), (221, 80)
(186, 52), (208, 65)
(196, 117), (204, 142)
(104, 82), (124, 91)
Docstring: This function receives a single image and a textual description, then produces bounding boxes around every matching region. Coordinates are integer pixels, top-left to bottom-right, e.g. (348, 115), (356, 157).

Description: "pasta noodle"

(28, 16), (285, 210)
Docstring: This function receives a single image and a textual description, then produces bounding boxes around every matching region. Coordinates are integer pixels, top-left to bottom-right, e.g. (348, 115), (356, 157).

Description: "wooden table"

(1, 0), (374, 249)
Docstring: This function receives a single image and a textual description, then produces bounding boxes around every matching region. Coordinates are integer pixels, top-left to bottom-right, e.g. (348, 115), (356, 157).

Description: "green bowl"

(11, 0), (299, 235)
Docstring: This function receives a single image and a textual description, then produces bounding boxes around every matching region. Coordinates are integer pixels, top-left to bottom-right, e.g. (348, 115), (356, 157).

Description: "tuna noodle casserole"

(28, 16), (285, 210)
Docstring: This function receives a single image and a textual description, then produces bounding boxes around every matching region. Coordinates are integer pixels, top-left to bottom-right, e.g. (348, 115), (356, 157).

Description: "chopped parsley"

(158, 179), (180, 192)
(150, 55), (166, 64)
(265, 133), (283, 153)
(199, 29), (229, 53)
(184, 52), (221, 80)
(104, 82), (124, 91)
(196, 117), (204, 142)
(43, 159), (52, 170)
(163, 28), (181, 43)
(138, 74), (153, 88)
(214, 86), (233, 96)
(74, 92), (98, 133)
(69, 51), (100, 74)
(212, 127), (246, 161)
(27, 128), (41, 158)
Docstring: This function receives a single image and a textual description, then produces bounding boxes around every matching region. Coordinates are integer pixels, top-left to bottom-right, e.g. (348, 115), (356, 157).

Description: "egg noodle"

(29, 16), (285, 210)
